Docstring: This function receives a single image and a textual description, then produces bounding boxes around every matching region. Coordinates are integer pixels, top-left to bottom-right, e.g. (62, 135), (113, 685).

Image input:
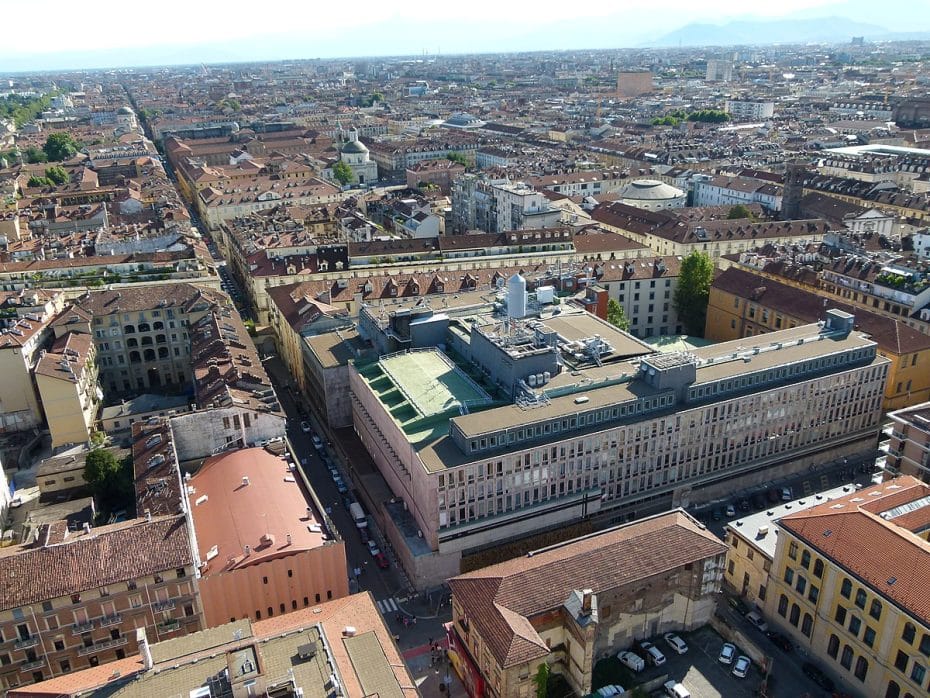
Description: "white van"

(349, 502), (367, 528)
(617, 650), (644, 673)
(663, 680), (691, 698)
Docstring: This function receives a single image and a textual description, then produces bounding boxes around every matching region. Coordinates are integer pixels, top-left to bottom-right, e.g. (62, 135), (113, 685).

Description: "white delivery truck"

(349, 502), (367, 529)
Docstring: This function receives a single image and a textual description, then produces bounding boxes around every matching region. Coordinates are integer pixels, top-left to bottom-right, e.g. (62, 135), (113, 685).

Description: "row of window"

(250, 591), (333, 621)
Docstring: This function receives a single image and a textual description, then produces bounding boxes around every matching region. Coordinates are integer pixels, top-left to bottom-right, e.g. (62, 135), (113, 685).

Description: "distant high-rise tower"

(705, 59), (733, 83)
(781, 161), (807, 220)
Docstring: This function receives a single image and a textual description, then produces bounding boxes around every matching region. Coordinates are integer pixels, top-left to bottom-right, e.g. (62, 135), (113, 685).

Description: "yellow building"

(708, 266), (930, 411)
(0, 314), (56, 433)
(34, 332), (100, 449)
(766, 476), (930, 698)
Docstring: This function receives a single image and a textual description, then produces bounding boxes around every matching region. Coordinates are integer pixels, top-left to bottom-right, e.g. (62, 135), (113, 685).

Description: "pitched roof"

(779, 476), (930, 624)
(449, 510), (726, 668)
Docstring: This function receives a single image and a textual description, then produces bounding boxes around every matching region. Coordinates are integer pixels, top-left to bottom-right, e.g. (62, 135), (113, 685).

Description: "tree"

(446, 151), (468, 167)
(673, 250), (715, 336)
(727, 204), (752, 220)
(84, 448), (133, 510)
(532, 662), (549, 698)
(44, 165), (69, 185)
(607, 298), (630, 331)
(27, 175), (53, 187)
(43, 132), (79, 161)
(24, 146), (47, 164)
(332, 160), (353, 186)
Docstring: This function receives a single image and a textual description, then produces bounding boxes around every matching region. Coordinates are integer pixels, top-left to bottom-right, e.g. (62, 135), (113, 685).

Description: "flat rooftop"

(373, 349), (492, 421)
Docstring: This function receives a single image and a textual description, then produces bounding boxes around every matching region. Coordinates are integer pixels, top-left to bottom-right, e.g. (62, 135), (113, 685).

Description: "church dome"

(341, 139), (368, 154)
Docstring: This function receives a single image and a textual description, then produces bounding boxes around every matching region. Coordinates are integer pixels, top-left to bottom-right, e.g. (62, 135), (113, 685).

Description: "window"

(813, 559), (824, 578)
(895, 650), (909, 671)
(870, 599), (882, 621)
(788, 541), (798, 560)
(855, 656), (869, 682)
(920, 633), (930, 657)
(864, 627), (876, 648)
(790, 603), (800, 627)
(784, 568), (794, 585)
(835, 606), (847, 624)
(841, 578), (852, 599)
(801, 613), (813, 637)
(808, 585), (819, 604)
(840, 645), (853, 670)
(910, 663), (926, 685)
(849, 615), (862, 636)
(778, 594), (789, 617)
(796, 576), (807, 595)
(801, 550), (811, 569)
(855, 589), (867, 609)
(903, 623), (916, 644)
(828, 634), (840, 659)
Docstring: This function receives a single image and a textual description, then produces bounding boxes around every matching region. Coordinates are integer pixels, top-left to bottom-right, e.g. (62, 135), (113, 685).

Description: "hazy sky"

(1, 0), (927, 71)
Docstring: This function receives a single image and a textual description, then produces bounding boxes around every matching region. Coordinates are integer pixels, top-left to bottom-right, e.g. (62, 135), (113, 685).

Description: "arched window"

(143, 348), (156, 361)
(123, 325), (135, 334)
(903, 622), (916, 644)
(155, 334), (167, 344)
(153, 321), (164, 330)
(813, 559), (824, 578)
(884, 680), (899, 698)
(129, 351), (141, 364)
(801, 613), (813, 637)
(841, 644), (853, 669)
(778, 594), (788, 617)
(827, 634), (839, 659)
(158, 347), (169, 359)
(141, 336), (153, 346)
(126, 338), (138, 347)
(789, 603), (800, 627)
(138, 322), (150, 333)
(854, 656), (868, 681)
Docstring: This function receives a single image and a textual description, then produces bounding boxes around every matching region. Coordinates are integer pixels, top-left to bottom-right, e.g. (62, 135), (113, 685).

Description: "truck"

(349, 502), (367, 529)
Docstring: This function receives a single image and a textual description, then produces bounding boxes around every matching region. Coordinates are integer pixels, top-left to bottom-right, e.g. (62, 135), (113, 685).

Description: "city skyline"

(3, 0), (929, 72)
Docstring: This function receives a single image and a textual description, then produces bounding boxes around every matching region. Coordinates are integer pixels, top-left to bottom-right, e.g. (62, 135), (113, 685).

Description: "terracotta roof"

(449, 510), (726, 668)
(0, 515), (193, 611)
(779, 476), (930, 624)
(712, 266), (930, 355)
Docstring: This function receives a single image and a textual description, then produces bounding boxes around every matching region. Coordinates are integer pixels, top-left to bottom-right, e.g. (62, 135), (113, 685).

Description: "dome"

(616, 179), (685, 201)
(118, 106), (135, 114)
(341, 139), (368, 154)
(443, 112), (485, 129)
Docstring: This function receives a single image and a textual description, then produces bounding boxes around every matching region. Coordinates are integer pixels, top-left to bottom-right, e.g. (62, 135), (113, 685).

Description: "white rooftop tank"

(508, 273), (527, 319)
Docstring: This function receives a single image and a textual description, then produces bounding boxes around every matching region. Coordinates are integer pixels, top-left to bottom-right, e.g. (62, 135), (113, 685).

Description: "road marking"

(377, 598), (399, 614)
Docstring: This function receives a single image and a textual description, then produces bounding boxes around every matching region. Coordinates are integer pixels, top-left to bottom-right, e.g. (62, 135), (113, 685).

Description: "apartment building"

(15, 593), (417, 698)
(707, 265), (930, 410)
(884, 402), (930, 482)
(692, 175), (782, 212)
(766, 476), (930, 698)
(724, 100), (775, 121)
(34, 331), (99, 449)
(188, 447), (348, 627)
(451, 174), (563, 234)
(447, 510), (726, 697)
(0, 312), (57, 433)
(351, 304), (888, 587)
(82, 284), (226, 396)
(0, 515), (202, 693)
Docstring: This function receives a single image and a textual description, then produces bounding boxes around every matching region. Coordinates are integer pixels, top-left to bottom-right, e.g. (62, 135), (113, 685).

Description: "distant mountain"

(651, 16), (891, 47)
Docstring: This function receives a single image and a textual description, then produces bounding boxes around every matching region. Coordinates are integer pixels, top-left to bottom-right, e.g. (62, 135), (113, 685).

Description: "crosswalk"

(376, 597), (400, 614)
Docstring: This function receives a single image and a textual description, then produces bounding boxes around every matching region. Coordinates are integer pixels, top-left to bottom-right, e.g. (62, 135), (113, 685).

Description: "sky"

(1, 0), (928, 72)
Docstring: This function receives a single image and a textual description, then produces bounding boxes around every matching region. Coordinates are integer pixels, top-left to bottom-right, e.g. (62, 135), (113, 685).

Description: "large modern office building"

(350, 275), (889, 587)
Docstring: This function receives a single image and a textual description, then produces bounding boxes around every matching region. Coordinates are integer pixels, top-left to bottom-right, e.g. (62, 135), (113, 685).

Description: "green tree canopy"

(607, 298), (630, 331)
(532, 663), (549, 698)
(446, 151), (468, 167)
(673, 250), (715, 336)
(44, 165), (69, 185)
(727, 204), (753, 220)
(332, 160), (353, 186)
(27, 175), (53, 187)
(24, 146), (48, 164)
(84, 448), (134, 512)
(43, 132), (79, 162)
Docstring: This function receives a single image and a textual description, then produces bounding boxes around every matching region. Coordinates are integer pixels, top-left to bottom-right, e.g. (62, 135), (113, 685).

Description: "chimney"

(145, 509), (152, 522)
(136, 628), (153, 670)
(242, 476), (250, 487)
(83, 522), (92, 535)
(581, 589), (594, 614)
(286, 533), (292, 545)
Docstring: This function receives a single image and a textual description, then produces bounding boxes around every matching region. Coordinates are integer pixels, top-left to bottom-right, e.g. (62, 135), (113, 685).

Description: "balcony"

(13, 636), (40, 650)
(71, 620), (95, 635)
(21, 658), (45, 671)
(99, 614), (123, 628)
(153, 599), (176, 612)
(77, 635), (127, 657)
(157, 619), (180, 633)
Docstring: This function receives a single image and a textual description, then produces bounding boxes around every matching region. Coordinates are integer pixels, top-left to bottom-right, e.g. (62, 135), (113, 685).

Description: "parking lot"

(593, 627), (763, 698)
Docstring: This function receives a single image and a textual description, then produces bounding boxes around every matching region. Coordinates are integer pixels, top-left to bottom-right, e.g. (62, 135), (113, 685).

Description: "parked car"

(802, 662), (835, 691)
(725, 504), (736, 517)
(765, 631), (793, 652)
(617, 650), (644, 673)
(781, 487), (793, 501)
(374, 552), (389, 569)
(312, 435), (323, 450)
(638, 641), (666, 666)
(718, 642), (736, 665)
(663, 633), (688, 654)
(745, 611), (769, 632)
(732, 655), (751, 678)
(336, 481), (348, 494)
(596, 685), (625, 697)
(662, 680), (690, 698)
(300, 421), (312, 433)
(367, 539), (380, 556)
